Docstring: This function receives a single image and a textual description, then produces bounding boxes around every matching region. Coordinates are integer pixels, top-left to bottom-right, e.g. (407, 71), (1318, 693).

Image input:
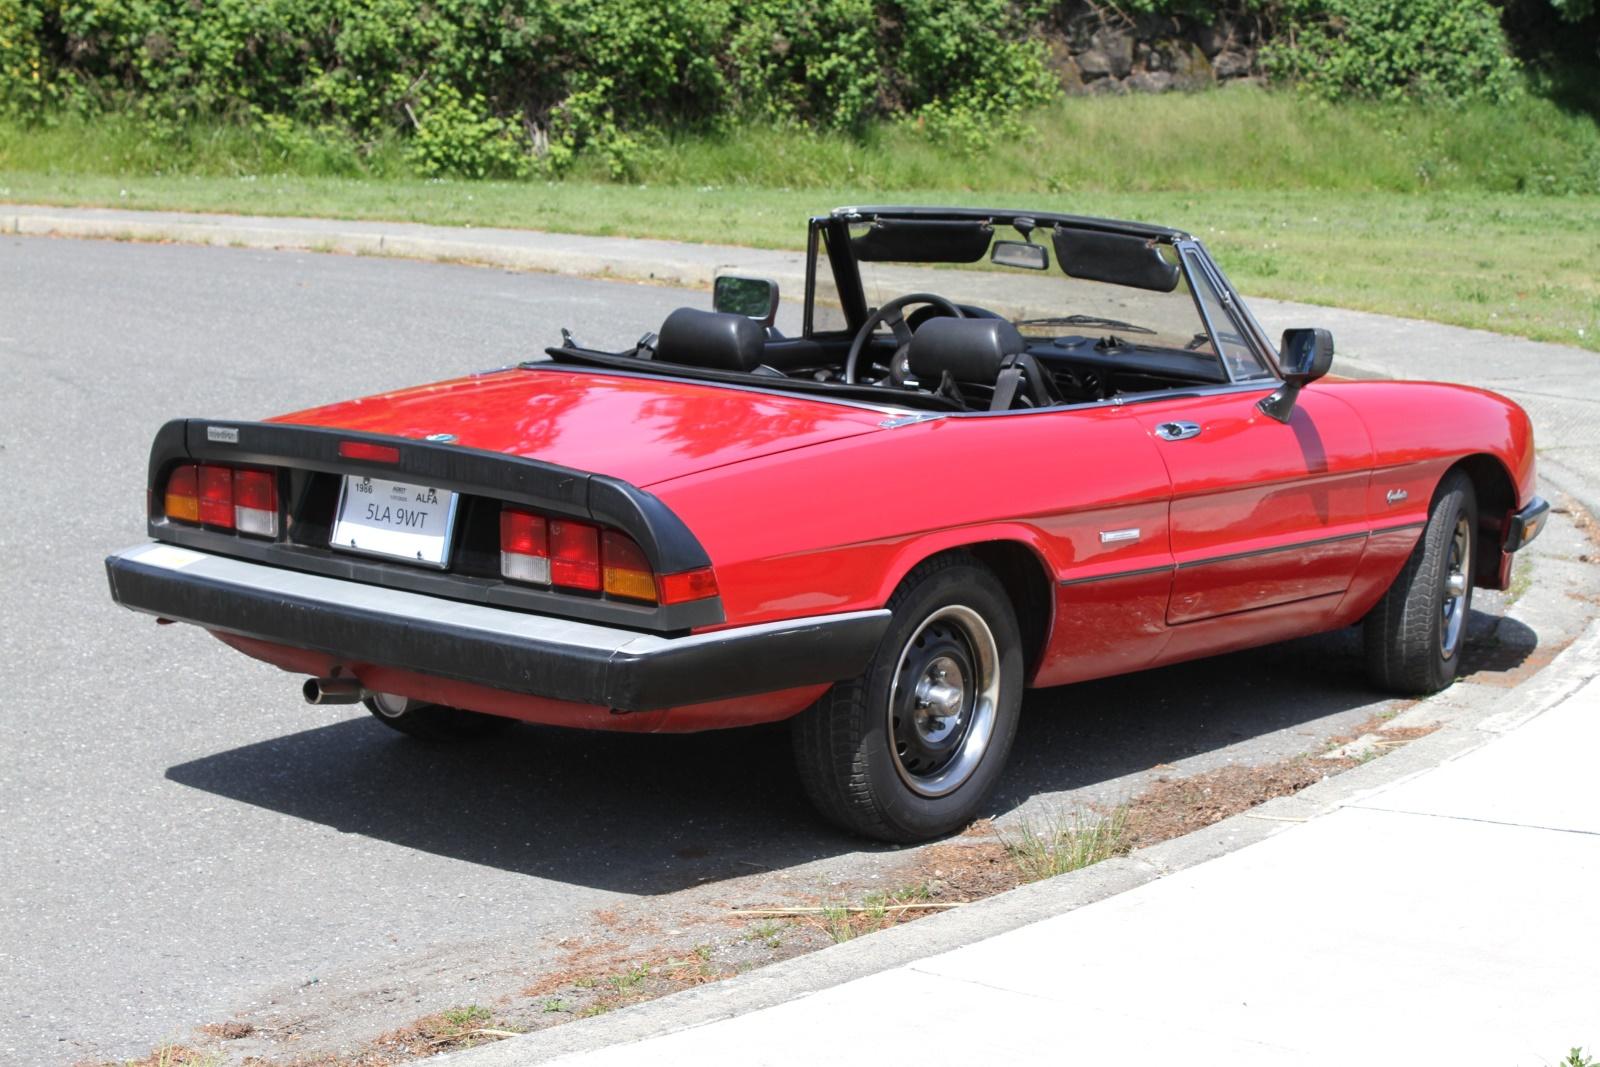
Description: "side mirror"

(1258, 327), (1334, 423)
(713, 275), (779, 328)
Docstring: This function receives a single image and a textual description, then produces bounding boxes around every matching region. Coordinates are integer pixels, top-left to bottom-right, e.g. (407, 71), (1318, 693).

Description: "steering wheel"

(843, 293), (965, 385)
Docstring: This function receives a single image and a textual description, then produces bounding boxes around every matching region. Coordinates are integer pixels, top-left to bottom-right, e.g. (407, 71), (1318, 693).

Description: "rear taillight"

(550, 519), (601, 591)
(233, 469), (278, 538)
(164, 463), (278, 537)
(501, 507), (690, 603)
(197, 464), (234, 527)
(601, 531), (656, 602)
(499, 508), (550, 584)
(658, 566), (719, 604)
(164, 464), (200, 523)
(502, 505), (718, 605)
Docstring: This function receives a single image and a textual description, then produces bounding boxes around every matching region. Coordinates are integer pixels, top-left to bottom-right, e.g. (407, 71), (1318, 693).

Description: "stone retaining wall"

(1042, 5), (1269, 93)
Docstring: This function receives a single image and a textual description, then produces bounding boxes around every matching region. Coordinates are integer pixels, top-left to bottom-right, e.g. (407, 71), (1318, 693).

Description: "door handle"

(1155, 421), (1202, 441)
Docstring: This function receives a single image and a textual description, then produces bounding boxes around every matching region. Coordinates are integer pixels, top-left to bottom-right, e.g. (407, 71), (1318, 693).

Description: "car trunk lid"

(271, 365), (889, 487)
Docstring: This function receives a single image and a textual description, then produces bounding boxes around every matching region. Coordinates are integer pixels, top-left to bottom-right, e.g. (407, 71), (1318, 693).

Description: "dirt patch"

(1562, 500), (1600, 553)
(913, 837), (1025, 900)
(1123, 756), (1353, 848)
(82, 1048), (216, 1067)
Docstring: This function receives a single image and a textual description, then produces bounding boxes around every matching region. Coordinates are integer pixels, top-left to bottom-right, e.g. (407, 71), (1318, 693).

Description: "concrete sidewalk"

(449, 628), (1600, 1066)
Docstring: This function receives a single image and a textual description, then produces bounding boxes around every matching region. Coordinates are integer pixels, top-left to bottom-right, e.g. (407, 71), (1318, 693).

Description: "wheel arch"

(1448, 453), (1518, 590)
(880, 533), (1056, 684)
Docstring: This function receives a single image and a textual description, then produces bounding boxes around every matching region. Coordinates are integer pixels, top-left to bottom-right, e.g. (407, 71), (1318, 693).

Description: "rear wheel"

(363, 693), (512, 742)
(1364, 470), (1477, 695)
(790, 554), (1024, 843)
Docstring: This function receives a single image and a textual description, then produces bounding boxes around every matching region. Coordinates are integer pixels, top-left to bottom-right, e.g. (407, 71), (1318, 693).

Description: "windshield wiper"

(1015, 315), (1157, 336)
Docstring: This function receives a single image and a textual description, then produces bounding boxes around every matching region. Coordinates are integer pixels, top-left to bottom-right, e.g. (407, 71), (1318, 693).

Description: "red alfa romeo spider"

(106, 207), (1547, 842)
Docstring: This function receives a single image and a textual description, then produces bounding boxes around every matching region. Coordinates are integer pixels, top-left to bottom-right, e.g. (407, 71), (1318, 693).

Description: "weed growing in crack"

(1000, 807), (1130, 883)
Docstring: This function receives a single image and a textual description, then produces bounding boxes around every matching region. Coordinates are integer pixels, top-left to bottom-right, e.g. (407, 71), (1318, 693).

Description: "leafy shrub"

(405, 84), (530, 180)
(0, 0), (1582, 178)
(1, 0), (1063, 175)
(1266, 0), (1522, 103)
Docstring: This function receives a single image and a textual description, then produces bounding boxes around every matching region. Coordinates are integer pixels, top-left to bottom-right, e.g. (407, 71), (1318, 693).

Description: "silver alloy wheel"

(1440, 515), (1472, 659)
(887, 604), (1001, 797)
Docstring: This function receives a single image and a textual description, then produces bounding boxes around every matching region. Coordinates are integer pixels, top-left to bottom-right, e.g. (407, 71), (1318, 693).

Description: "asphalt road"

(0, 236), (1563, 1064)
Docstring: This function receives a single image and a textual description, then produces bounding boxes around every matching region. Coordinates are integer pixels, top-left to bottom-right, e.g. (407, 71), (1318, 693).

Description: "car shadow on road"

(166, 610), (1536, 896)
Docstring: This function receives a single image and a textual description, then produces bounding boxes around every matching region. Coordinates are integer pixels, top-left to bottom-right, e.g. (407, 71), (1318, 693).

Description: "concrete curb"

(436, 618), (1600, 1065)
(2, 204), (810, 294)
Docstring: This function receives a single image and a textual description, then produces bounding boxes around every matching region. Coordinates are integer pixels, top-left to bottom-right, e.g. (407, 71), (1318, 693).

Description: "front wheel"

(1364, 470), (1478, 695)
(790, 554), (1024, 843)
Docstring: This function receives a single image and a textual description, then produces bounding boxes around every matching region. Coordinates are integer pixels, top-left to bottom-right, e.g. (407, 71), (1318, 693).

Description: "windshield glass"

(811, 217), (1267, 379)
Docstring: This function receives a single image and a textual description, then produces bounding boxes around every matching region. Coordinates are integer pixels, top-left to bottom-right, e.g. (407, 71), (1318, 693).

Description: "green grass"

(1001, 808), (1131, 883)
(2, 86), (1597, 351)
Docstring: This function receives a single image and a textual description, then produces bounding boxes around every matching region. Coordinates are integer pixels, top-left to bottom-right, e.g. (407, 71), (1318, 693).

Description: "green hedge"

(2, 0), (1054, 177)
(0, 0), (1589, 180)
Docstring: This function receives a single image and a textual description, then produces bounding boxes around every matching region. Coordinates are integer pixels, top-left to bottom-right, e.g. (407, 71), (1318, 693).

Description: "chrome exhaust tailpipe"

(302, 676), (365, 705)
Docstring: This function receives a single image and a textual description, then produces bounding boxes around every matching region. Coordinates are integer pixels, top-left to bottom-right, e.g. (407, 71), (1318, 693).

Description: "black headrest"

(654, 308), (765, 373)
(907, 318), (1027, 384)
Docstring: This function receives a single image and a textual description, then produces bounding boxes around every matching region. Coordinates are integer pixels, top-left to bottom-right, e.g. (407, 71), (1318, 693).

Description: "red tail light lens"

(197, 464), (234, 527)
(499, 507), (550, 584)
(164, 464), (200, 524)
(658, 566), (719, 604)
(233, 469), (278, 538)
(601, 531), (656, 602)
(338, 441), (401, 463)
(549, 519), (601, 591)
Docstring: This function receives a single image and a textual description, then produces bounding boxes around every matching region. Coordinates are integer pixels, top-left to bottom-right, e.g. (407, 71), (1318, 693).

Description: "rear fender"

(875, 525), (1062, 606)
(876, 527), (1061, 682)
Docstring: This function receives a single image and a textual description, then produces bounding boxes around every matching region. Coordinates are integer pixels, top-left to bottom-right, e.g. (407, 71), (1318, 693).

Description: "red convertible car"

(106, 206), (1547, 842)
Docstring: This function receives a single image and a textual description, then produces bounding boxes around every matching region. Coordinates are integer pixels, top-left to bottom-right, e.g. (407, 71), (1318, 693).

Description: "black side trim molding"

(1059, 564), (1172, 588)
(106, 545), (890, 713)
(1176, 530), (1368, 570)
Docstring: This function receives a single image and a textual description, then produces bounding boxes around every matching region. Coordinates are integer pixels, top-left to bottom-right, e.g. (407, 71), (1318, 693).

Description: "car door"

(1128, 387), (1374, 629)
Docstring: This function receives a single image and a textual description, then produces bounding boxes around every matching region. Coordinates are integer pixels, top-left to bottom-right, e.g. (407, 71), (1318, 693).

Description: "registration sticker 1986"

(330, 475), (459, 568)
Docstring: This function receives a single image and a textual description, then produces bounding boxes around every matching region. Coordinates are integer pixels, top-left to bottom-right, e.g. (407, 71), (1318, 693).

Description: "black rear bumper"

(106, 543), (889, 712)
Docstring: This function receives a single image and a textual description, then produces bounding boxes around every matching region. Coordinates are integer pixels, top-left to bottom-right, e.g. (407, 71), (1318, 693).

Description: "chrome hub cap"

(912, 657), (966, 744)
(1440, 515), (1472, 660)
(889, 605), (1000, 798)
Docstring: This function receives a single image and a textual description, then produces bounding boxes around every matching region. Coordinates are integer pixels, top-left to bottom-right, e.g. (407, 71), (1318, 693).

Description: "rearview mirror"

(990, 240), (1049, 271)
(1258, 328), (1334, 423)
(713, 275), (779, 327)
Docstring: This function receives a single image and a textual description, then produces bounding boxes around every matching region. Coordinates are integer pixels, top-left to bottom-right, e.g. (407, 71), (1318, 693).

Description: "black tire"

(790, 553), (1024, 843)
(1364, 470), (1478, 695)
(363, 693), (512, 742)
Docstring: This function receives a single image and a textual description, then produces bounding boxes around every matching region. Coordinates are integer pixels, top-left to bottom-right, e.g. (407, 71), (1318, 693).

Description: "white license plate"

(330, 475), (459, 568)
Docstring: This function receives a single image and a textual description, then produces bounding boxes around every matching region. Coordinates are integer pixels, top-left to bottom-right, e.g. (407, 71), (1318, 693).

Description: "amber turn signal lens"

(164, 464), (200, 523)
(601, 531), (656, 602)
